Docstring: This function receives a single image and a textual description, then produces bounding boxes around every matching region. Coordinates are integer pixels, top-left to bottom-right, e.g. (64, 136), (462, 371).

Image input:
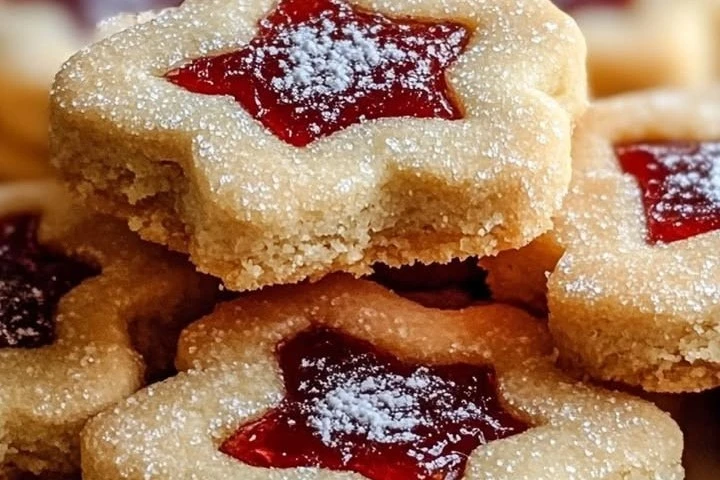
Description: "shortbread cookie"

(0, 0), (181, 180)
(52, 0), (587, 292)
(0, 182), (218, 478)
(371, 258), (489, 309)
(553, 0), (714, 97)
(547, 88), (720, 393)
(82, 275), (683, 480)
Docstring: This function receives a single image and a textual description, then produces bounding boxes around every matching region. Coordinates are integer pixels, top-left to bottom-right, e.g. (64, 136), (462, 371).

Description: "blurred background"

(0, 0), (718, 478)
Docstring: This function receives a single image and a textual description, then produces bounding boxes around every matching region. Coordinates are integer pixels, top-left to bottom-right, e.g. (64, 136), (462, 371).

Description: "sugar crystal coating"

(220, 327), (528, 479)
(51, 0), (586, 292)
(0, 215), (98, 348)
(166, 0), (469, 147)
(617, 141), (720, 243)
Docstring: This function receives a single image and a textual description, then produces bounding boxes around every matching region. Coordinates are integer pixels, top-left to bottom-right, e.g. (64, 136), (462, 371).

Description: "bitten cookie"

(0, 182), (218, 478)
(52, 0), (587, 292)
(82, 275), (682, 480)
(547, 88), (720, 393)
(552, 0), (714, 97)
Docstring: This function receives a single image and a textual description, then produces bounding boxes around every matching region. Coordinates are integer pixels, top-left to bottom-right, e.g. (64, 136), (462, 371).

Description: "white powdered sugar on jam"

(245, 1), (466, 121)
(649, 142), (720, 222)
(298, 355), (501, 473)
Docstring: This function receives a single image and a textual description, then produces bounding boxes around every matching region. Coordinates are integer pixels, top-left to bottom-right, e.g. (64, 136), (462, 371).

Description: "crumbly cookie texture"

(82, 275), (682, 480)
(52, 0), (587, 292)
(547, 88), (720, 393)
(0, 184), (218, 478)
(562, 0), (715, 97)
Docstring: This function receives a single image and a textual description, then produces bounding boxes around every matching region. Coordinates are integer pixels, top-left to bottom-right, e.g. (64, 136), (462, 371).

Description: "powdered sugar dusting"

(303, 359), (504, 474)
(650, 142), (720, 221)
(220, 328), (528, 479)
(166, 0), (469, 146)
(617, 141), (720, 243)
(256, 5), (467, 117)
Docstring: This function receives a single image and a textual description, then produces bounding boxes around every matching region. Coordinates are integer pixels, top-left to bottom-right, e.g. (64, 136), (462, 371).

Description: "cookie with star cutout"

(81, 274), (683, 480)
(0, 182), (218, 479)
(51, 0), (587, 292)
(0, 0), (182, 180)
(552, 0), (715, 97)
(547, 88), (720, 393)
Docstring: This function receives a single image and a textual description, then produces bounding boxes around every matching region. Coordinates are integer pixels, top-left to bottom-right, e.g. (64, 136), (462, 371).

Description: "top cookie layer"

(51, 0), (587, 291)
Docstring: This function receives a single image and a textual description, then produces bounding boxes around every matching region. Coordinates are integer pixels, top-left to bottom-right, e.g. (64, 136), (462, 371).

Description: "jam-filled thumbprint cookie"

(0, 182), (218, 478)
(552, 0), (714, 97)
(543, 88), (720, 393)
(0, 0), (183, 180)
(81, 275), (683, 480)
(51, 0), (587, 292)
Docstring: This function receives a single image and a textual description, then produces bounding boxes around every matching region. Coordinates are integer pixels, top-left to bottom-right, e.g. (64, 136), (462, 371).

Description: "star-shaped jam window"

(220, 328), (529, 480)
(552, 0), (632, 13)
(165, 0), (470, 147)
(617, 141), (720, 244)
(0, 216), (99, 349)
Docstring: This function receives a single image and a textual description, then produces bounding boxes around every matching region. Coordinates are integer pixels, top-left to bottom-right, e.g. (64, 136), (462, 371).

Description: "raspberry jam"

(221, 328), (529, 479)
(617, 141), (720, 243)
(14, 0), (183, 29)
(553, 0), (632, 13)
(166, 0), (470, 147)
(0, 216), (99, 348)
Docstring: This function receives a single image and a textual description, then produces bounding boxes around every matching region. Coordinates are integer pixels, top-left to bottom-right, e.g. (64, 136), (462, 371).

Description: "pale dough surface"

(0, 183), (218, 478)
(51, 0), (587, 292)
(82, 275), (682, 480)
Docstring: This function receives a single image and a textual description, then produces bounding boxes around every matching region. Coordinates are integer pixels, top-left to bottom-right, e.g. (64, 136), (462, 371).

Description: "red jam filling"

(0, 216), (99, 348)
(13, 0), (184, 29)
(221, 328), (529, 479)
(617, 141), (720, 244)
(553, 0), (632, 13)
(166, 0), (470, 147)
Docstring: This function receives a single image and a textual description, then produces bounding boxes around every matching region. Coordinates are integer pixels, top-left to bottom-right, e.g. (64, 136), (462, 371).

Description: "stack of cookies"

(1, 0), (720, 478)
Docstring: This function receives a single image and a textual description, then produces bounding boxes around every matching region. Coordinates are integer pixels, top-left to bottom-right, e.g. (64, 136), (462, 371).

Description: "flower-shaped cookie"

(553, 0), (714, 97)
(0, 0), (181, 180)
(51, 0), (587, 292)
(82, 275), (682, 480)
(0, 182), (218, 478)
(546, 88), (720, 393)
